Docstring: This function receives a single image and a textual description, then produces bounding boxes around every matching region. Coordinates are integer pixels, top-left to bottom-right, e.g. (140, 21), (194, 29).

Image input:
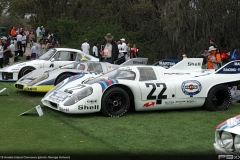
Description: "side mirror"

(50, 58), (55, 62)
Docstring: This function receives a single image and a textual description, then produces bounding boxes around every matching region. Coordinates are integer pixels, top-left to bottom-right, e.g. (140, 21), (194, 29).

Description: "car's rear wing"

(215, 60), (240, 74)
(120, 58), (148, 66)
(168, 58), (203, 71)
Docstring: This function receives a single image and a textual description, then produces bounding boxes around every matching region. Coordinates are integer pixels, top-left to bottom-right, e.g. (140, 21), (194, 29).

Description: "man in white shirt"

(81, 39), (90, 54)
(16, 33), (23, 51)
(120, 38), (127, 62)
(9, 41), (16, 65)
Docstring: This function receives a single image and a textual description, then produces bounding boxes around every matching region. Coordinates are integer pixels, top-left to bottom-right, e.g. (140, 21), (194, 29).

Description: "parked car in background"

(0, 48), (99, 82)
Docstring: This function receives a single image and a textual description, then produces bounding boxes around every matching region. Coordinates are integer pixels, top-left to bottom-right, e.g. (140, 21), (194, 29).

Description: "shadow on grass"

(15, 90), (46, 97)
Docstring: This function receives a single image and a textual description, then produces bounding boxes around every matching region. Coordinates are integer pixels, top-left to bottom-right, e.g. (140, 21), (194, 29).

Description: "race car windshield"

(60, 62), (86, 70)
(86, 69), (136, 84)
(39, 49), (56, 60)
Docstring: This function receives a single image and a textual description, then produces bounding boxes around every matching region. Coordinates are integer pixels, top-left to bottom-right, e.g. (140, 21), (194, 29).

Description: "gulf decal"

(38, 78), (56, 86)
(216, 114), (240, 130)
(98, 79), (118, 92)
(215, 61), (240, 74)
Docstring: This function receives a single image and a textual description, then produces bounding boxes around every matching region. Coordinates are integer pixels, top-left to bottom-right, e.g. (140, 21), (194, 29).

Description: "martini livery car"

(214, 115), (240, 155)
(14, 58), (148, 92)
(0, 48), (99, 81)
(41, 58), (239, 117)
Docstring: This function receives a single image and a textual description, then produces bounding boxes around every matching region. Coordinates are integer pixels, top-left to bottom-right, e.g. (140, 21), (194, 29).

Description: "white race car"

(14, 58), (148, 92)
(42, 58), (237, 117)
(0, 48), (99, 81)
(214, 115), (240, 156)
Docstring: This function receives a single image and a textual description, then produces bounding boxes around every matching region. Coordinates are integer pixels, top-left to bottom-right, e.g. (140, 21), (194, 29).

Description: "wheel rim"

(212, 89), (229, 110)
(105, 92), (127, 115)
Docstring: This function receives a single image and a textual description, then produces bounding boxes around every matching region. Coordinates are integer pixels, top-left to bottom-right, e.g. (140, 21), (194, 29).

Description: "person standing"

(92, 43), (98, 57)
(120, 38), (127, 62)
(41, 26), (45, 37)
(182, 54), (188, 60)
(36, 27), (41, 37)
(10, 27), (16, 40)
(30, 43), (37, 60)
(29, 31), (35, 48)
(131, 44), (138, 58)
(1, 37), (11, 67)
(126, 42), (131, 60)
(22, 33), (27, 53)
(99, 33), (119, 64)
(9, 41), (16, 65)
(207, 46), (221, 70)
(35, 39), (46, 58)
(0, 41), (3, 68)
(24, 28), (29, 47)
(81, 39), (90, 54)
(16, 32), (23, 52)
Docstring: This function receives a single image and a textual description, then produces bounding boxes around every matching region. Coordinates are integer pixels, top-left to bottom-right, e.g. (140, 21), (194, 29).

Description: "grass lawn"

(0, 81), (238, 160)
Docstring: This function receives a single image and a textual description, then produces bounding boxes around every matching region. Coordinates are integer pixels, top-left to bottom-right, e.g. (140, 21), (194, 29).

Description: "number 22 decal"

(145, 83), (167, 104)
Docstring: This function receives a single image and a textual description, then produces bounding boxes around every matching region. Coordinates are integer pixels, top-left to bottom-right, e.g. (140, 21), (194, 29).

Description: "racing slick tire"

(19, 66), (35, 78)
(203, 85), (231, 111)
(101, 87), (130, 117)
(55, 73), (73, 85)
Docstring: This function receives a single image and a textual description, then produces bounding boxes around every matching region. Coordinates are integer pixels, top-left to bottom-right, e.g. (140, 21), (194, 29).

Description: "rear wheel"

(203, 85), (231, 111)
(55, 73), (73, 85)
(19, 67), (35, 78)
(101, 87), (130, 117)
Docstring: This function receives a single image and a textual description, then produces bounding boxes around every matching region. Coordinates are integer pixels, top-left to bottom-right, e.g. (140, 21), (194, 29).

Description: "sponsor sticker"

(78, 105), (99, 110)
(59, 107), (69, 112)
(181, 80), (202, 97)
(86, 100), (98, 104)
(188, 62), (201, 66)
(49, 92), (68, 101)
(165, 101), (175, 105)
(143, 102), (155, 108)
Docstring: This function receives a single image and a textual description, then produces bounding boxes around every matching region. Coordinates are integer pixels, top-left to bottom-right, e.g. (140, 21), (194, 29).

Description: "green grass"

(0, 82), (238, 159)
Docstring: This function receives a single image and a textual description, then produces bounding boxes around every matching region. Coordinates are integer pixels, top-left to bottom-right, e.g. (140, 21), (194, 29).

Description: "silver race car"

(14, 58), (148, 92)
(0, 48), (99, 82)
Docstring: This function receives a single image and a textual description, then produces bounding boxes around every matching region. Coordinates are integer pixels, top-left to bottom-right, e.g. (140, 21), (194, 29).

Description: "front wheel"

(101, 87), (130, 117)
(55, 73), (73, 85)
(19, 67), (35, 78)
(203, 85), (231, 111)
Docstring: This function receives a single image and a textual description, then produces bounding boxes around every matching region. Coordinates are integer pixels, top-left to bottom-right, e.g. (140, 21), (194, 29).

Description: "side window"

(70, 52), (77, 61)
(53, 51), (70, 61)
(87, 63), (94, 72)
(76, 53), (83, 61)
(138, 67), (157, 81)
(93, 63), (103, 73)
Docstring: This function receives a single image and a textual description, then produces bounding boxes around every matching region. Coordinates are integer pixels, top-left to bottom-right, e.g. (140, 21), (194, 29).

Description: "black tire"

(55, 73), (73, 85)
(101, 87), (130, 117)
(19, 67), (35, 78)
(203, 85), (231, 111)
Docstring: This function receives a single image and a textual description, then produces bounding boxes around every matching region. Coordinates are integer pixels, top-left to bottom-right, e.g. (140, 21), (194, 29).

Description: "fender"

(215, 60), (240, 74)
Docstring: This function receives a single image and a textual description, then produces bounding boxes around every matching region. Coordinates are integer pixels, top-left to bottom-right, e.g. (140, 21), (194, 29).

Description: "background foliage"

(0, 0), (240, 63)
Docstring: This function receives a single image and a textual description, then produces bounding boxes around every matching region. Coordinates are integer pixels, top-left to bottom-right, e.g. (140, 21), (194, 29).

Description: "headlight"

(64, 87), (93, 106)
(234, 135), (240, 152)
(27, 72), (49, 86)
(44, 80), (64, 98)
(221, 131), (233, 151)
(216, 131), (224, 148)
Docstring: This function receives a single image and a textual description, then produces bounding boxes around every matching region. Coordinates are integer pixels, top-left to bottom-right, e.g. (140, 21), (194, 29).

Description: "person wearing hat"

(1, 36), (11, 67)
(207, 46), (221, 70)
(99, 33), (119, 64)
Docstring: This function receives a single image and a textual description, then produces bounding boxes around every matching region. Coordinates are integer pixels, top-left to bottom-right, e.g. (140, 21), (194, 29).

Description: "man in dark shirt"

(1, 36), (11, 67)
(99, 33), (119, 64)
